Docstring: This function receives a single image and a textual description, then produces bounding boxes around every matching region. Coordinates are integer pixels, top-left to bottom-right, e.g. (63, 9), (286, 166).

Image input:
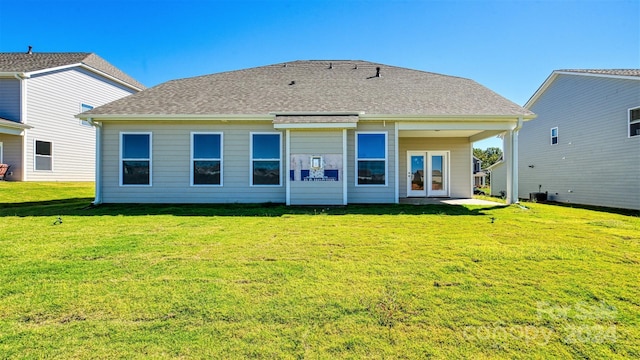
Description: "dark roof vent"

(289, 80), (295, 86)
(354, 64), (358, 70)
(329, 62), (333, 69)
(283, 63), (287, 67)
(27, 45), (33, 54)
(376, 67), (381, 77)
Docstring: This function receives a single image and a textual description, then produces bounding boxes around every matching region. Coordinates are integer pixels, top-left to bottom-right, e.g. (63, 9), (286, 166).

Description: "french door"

(406, 151), (449, 197)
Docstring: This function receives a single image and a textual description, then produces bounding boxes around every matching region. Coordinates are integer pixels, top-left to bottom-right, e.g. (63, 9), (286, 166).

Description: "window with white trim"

(191, 132), (222, 186)
(356, 132), (387, 185)
(629, 107), (640, 137)
(120, 133), (151, 185)
(35, 140), (52, 171)
(550, 127), (558, 145)
(251, 133), (281, 186)
(80, 104), (93, 127)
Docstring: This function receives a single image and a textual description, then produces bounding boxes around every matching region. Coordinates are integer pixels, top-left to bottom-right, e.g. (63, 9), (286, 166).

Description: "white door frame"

(406, 151), (426, 197)
(427, 151), (449, 197)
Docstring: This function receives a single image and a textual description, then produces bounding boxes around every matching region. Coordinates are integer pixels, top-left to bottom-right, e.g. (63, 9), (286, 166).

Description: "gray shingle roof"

(84, 60), (532, 118)
(558, 69), (640, 77)
(0, 52), (145, 90)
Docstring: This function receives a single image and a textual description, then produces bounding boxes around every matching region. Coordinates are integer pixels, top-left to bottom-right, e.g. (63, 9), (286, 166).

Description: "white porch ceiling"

(398, 130), (481, 138)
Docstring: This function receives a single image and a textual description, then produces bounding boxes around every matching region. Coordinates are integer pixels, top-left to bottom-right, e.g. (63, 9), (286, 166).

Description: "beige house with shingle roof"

(0, 51), (144, 181)
(80, 60), (534, 205)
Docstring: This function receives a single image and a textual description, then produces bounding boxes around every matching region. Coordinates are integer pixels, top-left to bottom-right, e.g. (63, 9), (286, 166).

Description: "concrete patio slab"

(399, 198), (505, 206)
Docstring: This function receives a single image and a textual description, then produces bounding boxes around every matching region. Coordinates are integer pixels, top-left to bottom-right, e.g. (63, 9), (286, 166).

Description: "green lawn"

(0, 182), (638, 359)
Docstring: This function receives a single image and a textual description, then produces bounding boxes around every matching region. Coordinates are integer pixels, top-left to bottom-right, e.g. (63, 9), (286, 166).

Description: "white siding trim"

(249, 131), (283, 187)
(119, 132), (152, 187)
(550, 127), (558, 145)
(394, 122), (399, 203)
(285, 130), (291, 205)
(628, 106), (640, 138)
(342, 129), (348, 205)
(190, 132), (224, 187)
(33, 139), (53, 172)
(0, 142), (3, 163)
(354, 131), (388, 187)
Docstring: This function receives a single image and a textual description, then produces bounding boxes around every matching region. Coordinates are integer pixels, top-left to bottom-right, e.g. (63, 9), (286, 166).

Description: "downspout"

(88, 118), (103, 204)
(511, 117), (523, 204)
(15, 73), (28, 181)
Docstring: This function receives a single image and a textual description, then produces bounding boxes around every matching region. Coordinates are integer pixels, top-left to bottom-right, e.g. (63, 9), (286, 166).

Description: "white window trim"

(0, 142), (3, 164)
(550, 127), (558, 145)
(629, 106), (640, 138)
(190, 132), (223, 187)
(250, 132), (282, 187)
(34, 139), (53, 172)
(80, 103), (93, 127)
(119, 132), (152, 187)
(355, 131), (388, 187)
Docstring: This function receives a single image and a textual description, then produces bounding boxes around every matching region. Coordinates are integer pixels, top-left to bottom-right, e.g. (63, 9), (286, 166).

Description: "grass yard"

(0, 182), (638, 359)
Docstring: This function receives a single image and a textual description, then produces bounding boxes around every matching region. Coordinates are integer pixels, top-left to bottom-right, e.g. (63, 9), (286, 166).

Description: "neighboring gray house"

(79, 60), (534, 205)
(515, 69), (640, 210)
(0, 51), (144, 181)
(472, 156), (486, 187)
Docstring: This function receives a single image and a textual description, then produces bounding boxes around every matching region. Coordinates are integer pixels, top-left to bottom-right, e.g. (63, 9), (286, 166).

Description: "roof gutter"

(362, 114), (536, 121)
(76, 114), (274, 121)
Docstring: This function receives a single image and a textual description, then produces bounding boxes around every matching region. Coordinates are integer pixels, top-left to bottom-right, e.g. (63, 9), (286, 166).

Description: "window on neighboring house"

(120, 133), (151, 185)
(356, 132), (387, 185)
(630, 107), (640, 137)
(80, 104), (93, 127)
(192, 132), (223, 186)
(251, 133), (281, 186)
(35, 140), (52, 171)
(550, 127), (558, 145)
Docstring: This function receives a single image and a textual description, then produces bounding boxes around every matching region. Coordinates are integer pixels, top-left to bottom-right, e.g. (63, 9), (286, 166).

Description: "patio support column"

(285, 129), (291, 206)
(504, 130), (514, 204)
(504, 118), (523, 204)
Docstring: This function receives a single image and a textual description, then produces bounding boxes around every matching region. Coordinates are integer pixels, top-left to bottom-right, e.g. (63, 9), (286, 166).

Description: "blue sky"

(1, 0), (638, 149)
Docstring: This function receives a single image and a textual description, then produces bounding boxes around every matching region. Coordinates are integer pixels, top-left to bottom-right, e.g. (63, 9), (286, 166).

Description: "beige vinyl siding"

(520, 74), (640, 210)
(399, 137), (472, 198)
(24, 67), (136, 181)
(0, 134), (23, 180)
(347, 122), (396, 204)
(101, 121), (286, 203)
(289, 130), (344, 205)
(0, 78), (21, 122)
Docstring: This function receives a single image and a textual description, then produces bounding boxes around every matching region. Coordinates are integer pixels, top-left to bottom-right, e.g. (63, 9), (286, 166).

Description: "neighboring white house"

(487, 159), (505, 198)
(79, 60), (534, 205)
(515, 69), (640, 210)
(0, 51), (144, 181)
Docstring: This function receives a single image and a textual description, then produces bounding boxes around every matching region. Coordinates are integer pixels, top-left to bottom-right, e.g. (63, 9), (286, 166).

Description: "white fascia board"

(76, 114), (274, 121)
(273, 122), (358, 129)
(486, 160), (504, 171)
(23, 63), (143, 92)
(270, 111), (364, 116)
(524, 71), (558, 109)
(362, 114), (536, 121)
(0, 72), (21, 78)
